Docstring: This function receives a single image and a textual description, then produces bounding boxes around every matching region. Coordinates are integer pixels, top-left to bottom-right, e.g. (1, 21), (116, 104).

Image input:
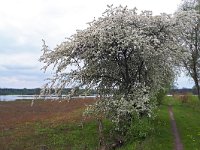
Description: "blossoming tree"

(40, 6), (185, 134)
(175, 0), (200, 99)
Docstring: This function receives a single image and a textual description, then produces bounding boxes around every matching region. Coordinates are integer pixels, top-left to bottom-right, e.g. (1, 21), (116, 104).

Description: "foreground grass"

(119, 105), (173, 150)
(8, 121), (99, 150)
(173, 105), (200, 149)
(121, 95), (200, 149)
(0, 118), (113, 150)
(0, 96), (200, 149)
(0, 98), (99, 150)
(163, 95), (200, 150)
(172, 99), (200, 149)
(0, 99), (173, 150)
(0, 105), (172, 150)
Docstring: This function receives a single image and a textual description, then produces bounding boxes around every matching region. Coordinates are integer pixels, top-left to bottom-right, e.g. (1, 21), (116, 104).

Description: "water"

(0, 95), (97, 101)
(0, 95), (37, 101)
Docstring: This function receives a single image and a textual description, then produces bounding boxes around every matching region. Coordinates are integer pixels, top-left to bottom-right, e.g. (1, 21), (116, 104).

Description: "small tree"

(40, 6), (184, 134)
(176, 0), (200, 99)
(175, 1), (200, 99)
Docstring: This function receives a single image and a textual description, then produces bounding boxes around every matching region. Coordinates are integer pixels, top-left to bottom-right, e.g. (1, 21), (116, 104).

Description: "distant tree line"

(1, 87), (197, 96)
(169, 88), (198, 95)
(0, 88), (41, 95)
(0, 88), (97, 95)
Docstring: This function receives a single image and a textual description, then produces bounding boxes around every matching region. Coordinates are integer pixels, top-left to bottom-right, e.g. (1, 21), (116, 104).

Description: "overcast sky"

(0, 0), (194, 88)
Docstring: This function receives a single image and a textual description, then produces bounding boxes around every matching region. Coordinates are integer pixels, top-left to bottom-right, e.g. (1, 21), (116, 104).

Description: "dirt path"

(168, 105), (183, 150)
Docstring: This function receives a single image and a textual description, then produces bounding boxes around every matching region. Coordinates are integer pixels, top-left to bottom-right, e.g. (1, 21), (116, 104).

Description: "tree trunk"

(195, 80), (200, 100)
(192, 57), (200, 100)
(98, 119), (106, 150)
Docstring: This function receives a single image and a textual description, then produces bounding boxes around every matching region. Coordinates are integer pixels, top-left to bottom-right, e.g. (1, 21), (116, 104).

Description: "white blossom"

(40, 5), (186, 132)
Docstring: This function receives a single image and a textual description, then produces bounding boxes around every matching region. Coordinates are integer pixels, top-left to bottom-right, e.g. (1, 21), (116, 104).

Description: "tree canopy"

(40, 6), (186, 132)
(175, 0), (200, 99)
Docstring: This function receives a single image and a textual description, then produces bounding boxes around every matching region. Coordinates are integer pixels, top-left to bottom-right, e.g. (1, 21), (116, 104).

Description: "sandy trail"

(168, 105), (183, 150)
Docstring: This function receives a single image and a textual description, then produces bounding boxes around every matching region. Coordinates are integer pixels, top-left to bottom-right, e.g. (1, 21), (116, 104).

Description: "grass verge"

(119, 105), (173, 150)
(0, 96), (200, 149)
(172, 103), (200, 149)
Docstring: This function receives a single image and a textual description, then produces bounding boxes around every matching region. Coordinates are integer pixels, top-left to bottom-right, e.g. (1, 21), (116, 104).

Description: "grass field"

(0, 95), (200, 150)
(118, 104), (173, 150)
(0, 98), (97, 150)
(170, 95), (200, 150)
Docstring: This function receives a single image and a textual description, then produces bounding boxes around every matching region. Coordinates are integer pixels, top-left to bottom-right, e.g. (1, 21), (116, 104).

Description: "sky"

(0, 0), (194, 89)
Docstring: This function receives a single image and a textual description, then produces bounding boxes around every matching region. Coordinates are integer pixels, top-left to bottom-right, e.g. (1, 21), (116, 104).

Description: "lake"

(0, 95), (40, 101)
(0, 95), (97, 101)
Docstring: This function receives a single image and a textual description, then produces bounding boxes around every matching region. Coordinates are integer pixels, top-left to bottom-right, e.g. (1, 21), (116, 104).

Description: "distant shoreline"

(0, 95), (97, 101)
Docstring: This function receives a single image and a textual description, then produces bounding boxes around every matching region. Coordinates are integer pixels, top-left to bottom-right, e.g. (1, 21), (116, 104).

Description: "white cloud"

(176, 72), (194, 89)
(0, 76), (45, 88)
(0, 52), (41, 68)
(0, 0), (182, 48)
(0, 0), (188, 88)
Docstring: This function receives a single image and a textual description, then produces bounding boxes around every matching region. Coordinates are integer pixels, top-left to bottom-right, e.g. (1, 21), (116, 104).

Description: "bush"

(156, 88), (168, 105)
(173, 93), (194, 104)
(173, 94), (188, 103)
(125, 116), (154, 141)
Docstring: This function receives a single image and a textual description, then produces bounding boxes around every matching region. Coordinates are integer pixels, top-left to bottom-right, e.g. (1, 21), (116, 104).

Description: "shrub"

(125, 116), (154, 141)
(156, 88), (168, 105)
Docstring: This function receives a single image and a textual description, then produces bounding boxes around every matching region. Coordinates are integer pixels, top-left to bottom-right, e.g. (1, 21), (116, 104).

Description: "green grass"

(172, 103), (200, 149)
(120, 95), (200, 149)
(21, 106), (173, 150)
(119, 105), (173, 150)
(0, 98), (174, 150)
(163, 95), (200, 150)
(1, 96), (200, 149)
(6, 121), (99, 150)
(3, 120), (114, 150)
